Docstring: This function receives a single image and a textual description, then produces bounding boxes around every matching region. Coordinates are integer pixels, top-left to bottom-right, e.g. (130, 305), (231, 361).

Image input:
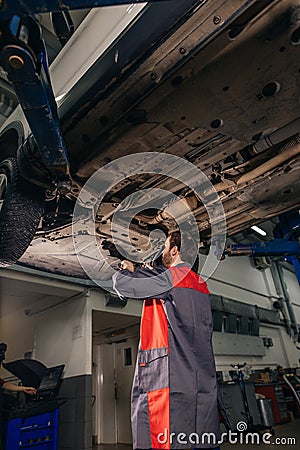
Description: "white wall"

(89, 289), (142, 317)
(0, 269), (90, 380)
(207, 257), (300, 370)
(0, 293), (92, 380)
(204, 255), (277, 309)
(0, 298), (92, 378)
(0, 309), (36, 380)
(34, 296), (92, 378)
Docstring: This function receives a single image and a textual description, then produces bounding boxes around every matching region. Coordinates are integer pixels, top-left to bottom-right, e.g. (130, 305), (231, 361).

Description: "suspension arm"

(0, 1), (166, 20)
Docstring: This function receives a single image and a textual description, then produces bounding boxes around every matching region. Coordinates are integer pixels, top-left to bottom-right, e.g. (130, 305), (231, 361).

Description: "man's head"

(277, 365), (284, 374)
(162, 231), (198, 267)
(162, 232), (181, 267)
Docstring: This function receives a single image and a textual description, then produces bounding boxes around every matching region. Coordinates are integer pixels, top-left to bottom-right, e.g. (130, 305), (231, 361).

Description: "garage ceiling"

(92, 310), (139, 336)
(0, 267), (87, 318)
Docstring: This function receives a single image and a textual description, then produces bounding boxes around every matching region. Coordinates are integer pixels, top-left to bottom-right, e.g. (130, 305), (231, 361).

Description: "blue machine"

(2, 360), (64, 450)
(5, 409), (59, 450)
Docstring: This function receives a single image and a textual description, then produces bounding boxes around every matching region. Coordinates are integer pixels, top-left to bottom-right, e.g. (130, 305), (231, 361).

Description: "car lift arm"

(0, 1), (161, 19)
(226, 211), (300, 285)
(0, 14), (71, 187)
(0, 0), (164, 188)
(226, 240), (300, 285)
(226, 240), (300, 258)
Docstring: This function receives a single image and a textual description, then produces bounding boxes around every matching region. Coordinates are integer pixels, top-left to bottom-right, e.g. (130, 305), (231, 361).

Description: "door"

(115, 337), (138, 443)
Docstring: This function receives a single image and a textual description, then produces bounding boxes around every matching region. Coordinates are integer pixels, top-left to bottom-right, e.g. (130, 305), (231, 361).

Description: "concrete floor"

(93, 418), (300, 449)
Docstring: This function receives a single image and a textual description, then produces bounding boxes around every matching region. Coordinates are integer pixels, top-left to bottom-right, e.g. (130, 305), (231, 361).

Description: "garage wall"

(204, 256), (276, 308)
(34, 296), (92, 377)
(0, 307), (36, 379)
(0, 271), (91, 378)
(204, 256), (300, 370)
(2, 258), (298, 377)
(0, 291), (92, 378)
(214, 324), (299, 373)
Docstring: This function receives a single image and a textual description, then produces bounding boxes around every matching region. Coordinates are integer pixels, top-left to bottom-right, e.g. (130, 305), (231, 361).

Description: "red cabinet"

(255, 384), (288, 424)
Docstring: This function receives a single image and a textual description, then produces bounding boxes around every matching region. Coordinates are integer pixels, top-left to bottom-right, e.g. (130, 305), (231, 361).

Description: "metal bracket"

(0, 0), (166, 189)
(0, 1), (165, 20)
(226, 240), (300, 258)
(0, 14), (70, 185)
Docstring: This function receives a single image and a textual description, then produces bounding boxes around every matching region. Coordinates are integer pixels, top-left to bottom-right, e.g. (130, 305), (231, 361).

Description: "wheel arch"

(0, 121), (24, 161)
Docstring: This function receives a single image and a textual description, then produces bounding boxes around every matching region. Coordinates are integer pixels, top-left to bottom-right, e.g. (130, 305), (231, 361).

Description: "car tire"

(0, 157), (45, 267)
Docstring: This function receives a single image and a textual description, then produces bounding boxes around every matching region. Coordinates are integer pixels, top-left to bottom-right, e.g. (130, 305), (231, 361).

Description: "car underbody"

(0, 0), (299, 278)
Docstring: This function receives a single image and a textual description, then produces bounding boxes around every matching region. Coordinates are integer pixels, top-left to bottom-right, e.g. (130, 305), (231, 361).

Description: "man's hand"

(2, 381), (37, 394)
(22, 386), (37, 395)
(119, 260), (135, 272)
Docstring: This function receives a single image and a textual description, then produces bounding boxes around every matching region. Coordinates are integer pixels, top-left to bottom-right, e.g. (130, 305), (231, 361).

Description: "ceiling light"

(251, 225), (267, 236)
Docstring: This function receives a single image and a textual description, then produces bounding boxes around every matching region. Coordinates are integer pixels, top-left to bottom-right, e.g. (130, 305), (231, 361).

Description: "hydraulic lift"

(225, 210), (300, 285)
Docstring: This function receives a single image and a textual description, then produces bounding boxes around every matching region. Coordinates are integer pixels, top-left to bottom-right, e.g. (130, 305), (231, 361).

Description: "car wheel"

(0, 157), (45, 267)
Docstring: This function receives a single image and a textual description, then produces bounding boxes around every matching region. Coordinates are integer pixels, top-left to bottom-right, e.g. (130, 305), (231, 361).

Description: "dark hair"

(168, 231), (182, 252)
(168, 231), (198, 269)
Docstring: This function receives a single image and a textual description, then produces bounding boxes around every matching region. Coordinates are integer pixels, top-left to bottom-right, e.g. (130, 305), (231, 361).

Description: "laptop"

(33, 364), (65, 401)
(7, 364), (65, 419)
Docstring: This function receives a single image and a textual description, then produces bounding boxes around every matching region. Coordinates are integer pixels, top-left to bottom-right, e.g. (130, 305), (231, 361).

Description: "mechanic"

(113, 231), (223, 450)
(0, 377), (36, 395)
(276, 365), (285, 382)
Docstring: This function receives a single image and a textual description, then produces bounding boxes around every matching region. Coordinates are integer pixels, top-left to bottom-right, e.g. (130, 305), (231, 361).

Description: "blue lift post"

(275, 210), (300, 286)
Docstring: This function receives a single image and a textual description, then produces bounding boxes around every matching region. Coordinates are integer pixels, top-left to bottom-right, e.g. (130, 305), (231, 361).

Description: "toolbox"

(5, 409), (59, 450)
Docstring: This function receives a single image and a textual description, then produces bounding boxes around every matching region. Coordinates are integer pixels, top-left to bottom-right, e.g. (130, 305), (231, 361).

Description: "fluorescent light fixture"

(251, 225), (267, 236)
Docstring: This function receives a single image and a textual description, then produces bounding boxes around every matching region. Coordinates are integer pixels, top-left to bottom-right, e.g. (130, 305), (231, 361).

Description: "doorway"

(115, 338), (137, 443)
(92, 311), (140, 445)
